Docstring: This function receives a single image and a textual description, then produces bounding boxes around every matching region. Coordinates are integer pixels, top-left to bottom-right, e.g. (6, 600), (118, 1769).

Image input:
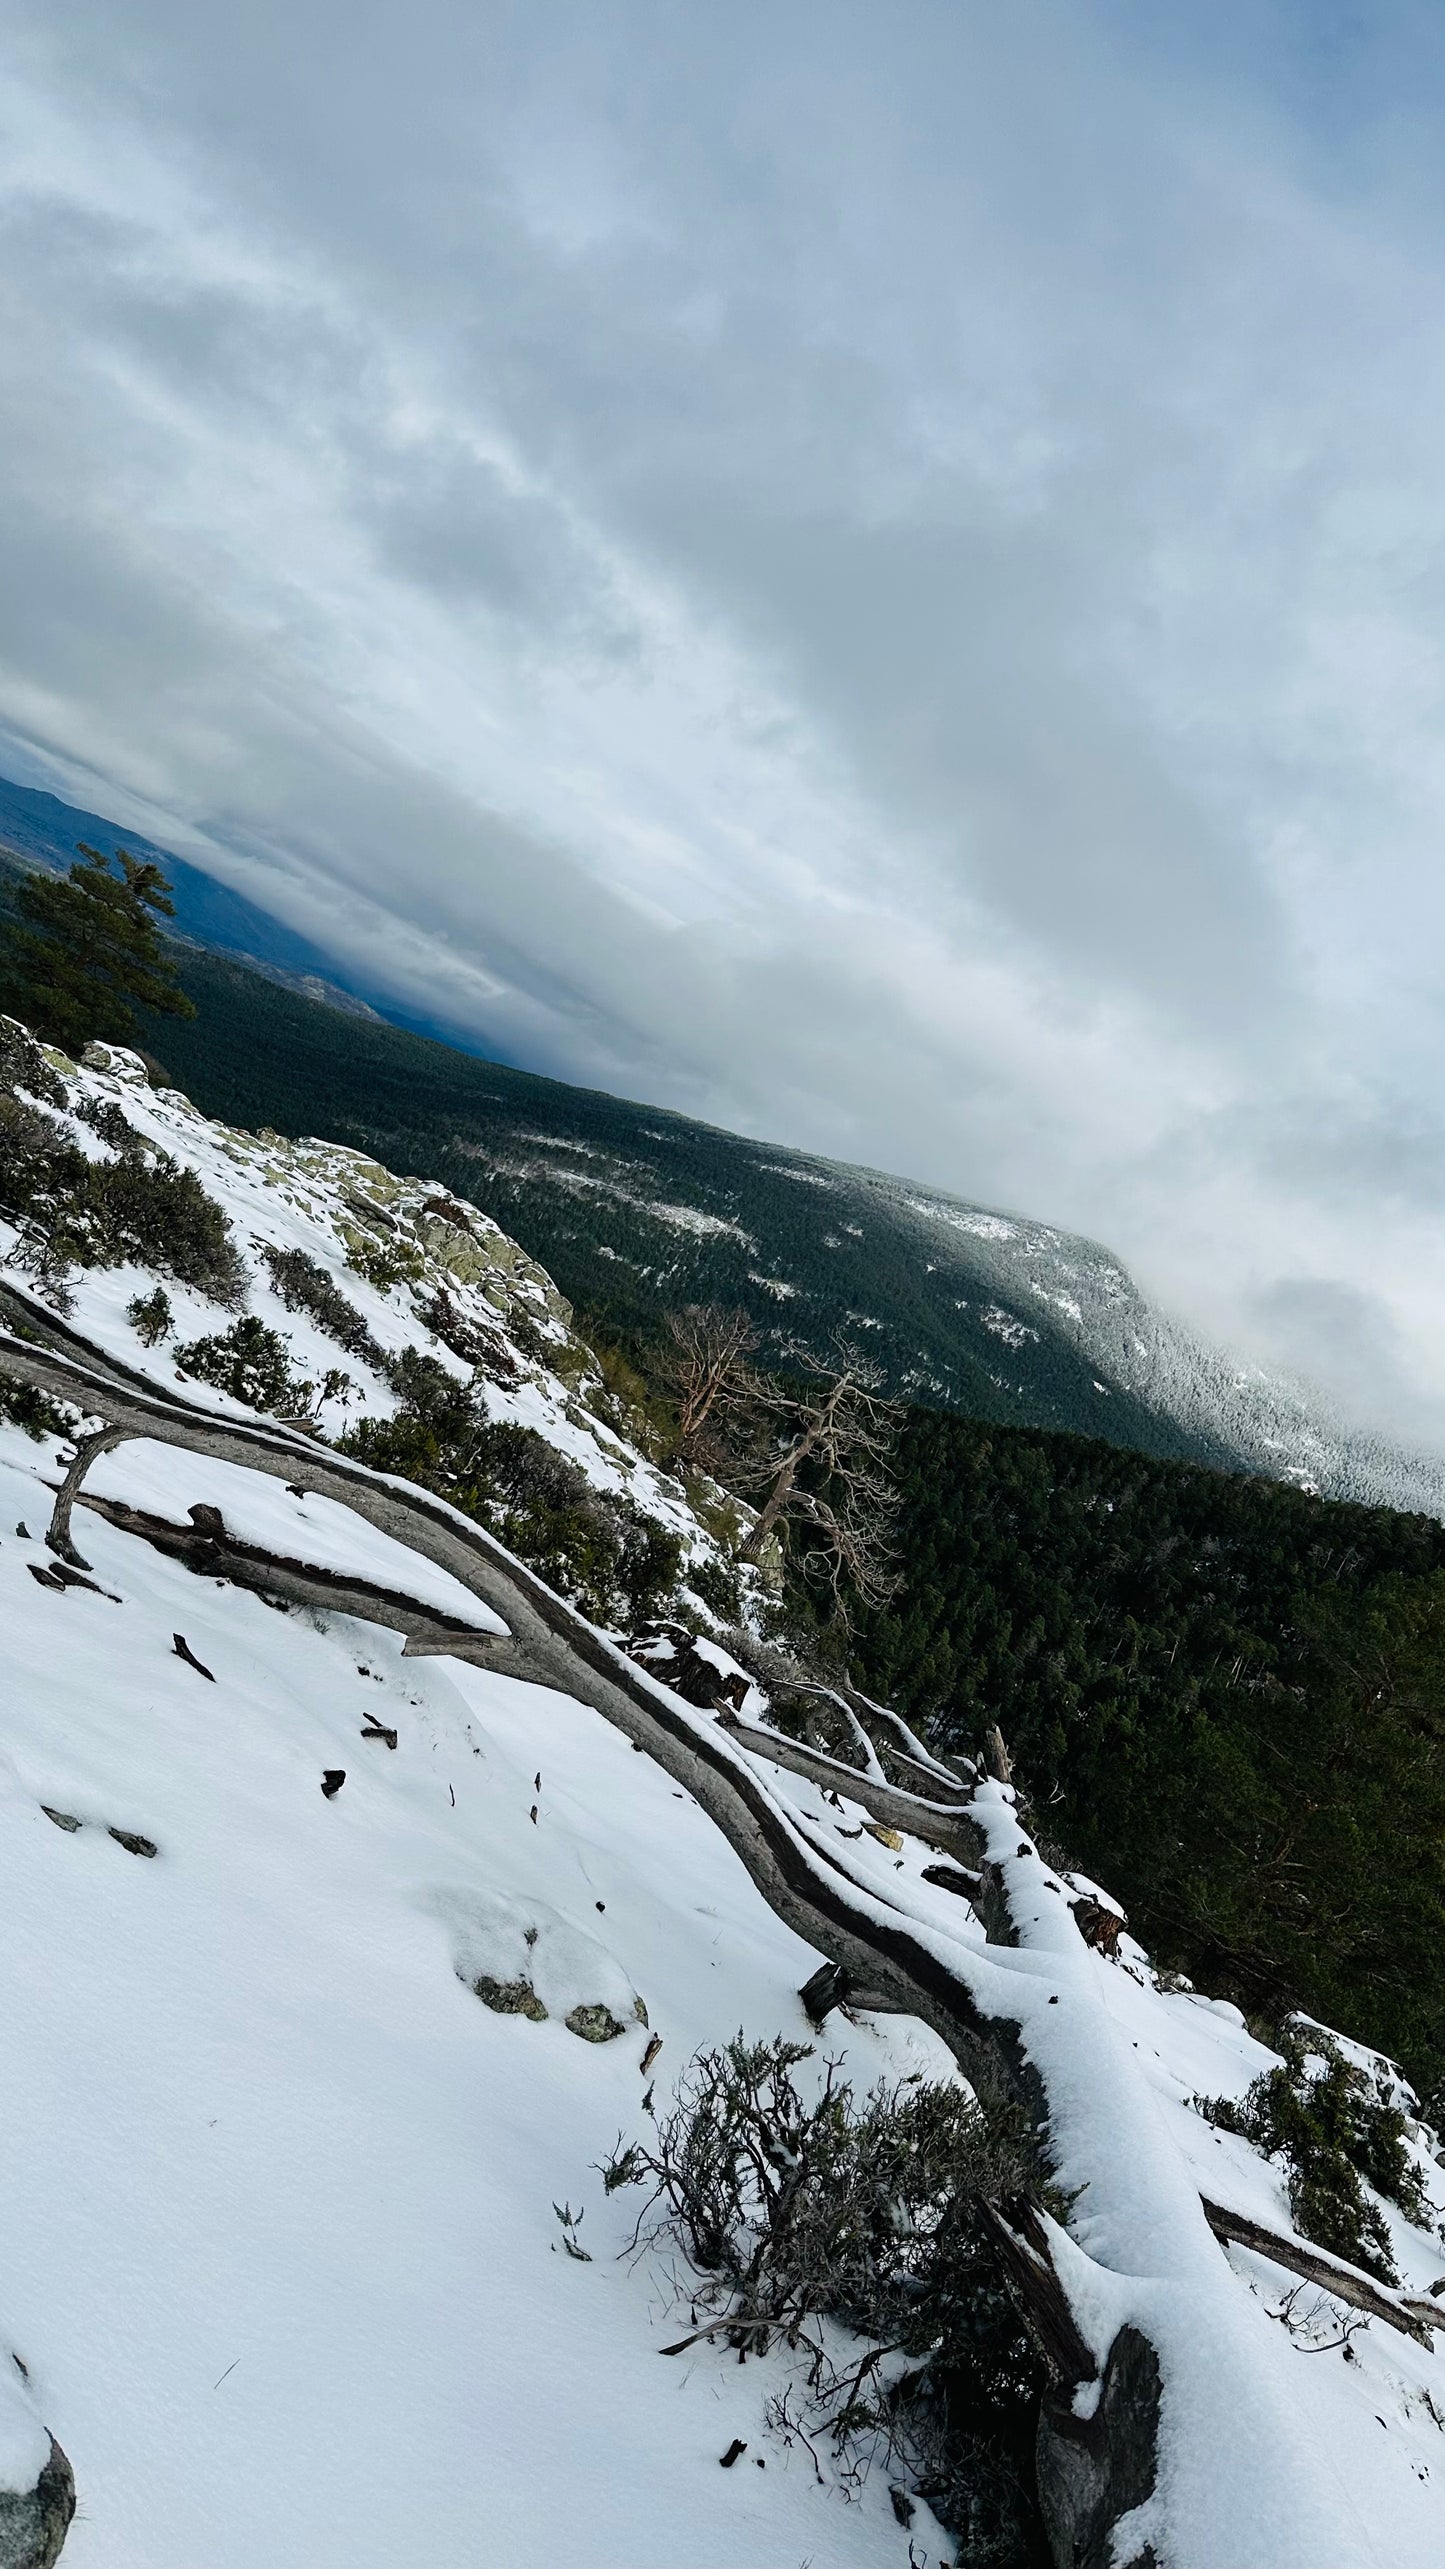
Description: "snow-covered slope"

(0, 1032), (734, 1612)
(0, 1415), (965, 2569)
(2, 1024), (1445, 2568)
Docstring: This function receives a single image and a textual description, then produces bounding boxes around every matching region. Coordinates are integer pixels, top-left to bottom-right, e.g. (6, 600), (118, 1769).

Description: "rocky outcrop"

(0, 2434), (75, 2569)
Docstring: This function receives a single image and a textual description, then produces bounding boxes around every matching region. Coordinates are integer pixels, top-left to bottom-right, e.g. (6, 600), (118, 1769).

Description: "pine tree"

(1, 843), (196, 1054)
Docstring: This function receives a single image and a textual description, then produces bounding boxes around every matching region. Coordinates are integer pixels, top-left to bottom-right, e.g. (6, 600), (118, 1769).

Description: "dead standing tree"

(654, 1304), (763, 1473)
(737, 1337), (901, 1619)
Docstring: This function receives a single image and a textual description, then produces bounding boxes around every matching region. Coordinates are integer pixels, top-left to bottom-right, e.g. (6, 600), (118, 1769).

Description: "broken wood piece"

(640, 2033), (662, 2076)
(660, 2315), (774, 2356)
(800, 1960), (848, 2023)
(32, 1559), (115, 1598)
(172, 1633), (215, 1681)
(798, 1958), (906, 2022)
(41, 1807), (81, 1833)
(983, 1723), (1013, 1784)
(863, 1820), (904, 1852)
(360, 1723), (398, 1749)
(321, 1770), (346, 1798)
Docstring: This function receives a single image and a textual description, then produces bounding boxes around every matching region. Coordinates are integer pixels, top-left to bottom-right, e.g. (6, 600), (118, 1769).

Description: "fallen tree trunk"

(0, 1283), (1411, 2568)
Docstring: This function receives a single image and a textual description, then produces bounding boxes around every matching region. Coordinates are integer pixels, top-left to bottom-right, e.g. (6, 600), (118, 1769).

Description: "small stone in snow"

(321, 1770), (346, 1798)
(15, 1522), (29, 1538)
(565, 2004), (626, 2043)
(41, 1807), (82, 1833)
(109, 1828), (158, 1858)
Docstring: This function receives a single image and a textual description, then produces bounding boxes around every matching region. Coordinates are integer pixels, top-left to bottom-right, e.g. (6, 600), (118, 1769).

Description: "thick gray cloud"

(2, 1), (1445, 1442)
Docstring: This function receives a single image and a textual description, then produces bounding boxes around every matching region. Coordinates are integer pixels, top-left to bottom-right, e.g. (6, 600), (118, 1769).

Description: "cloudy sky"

(3, 1), (1445, 1443)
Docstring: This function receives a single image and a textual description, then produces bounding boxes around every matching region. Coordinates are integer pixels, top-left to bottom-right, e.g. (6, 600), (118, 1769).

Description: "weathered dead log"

(75, 1491), (520, 1673)
(46, 1425), (130, 1569)
(1035, 2324), (1163, 2569)
(797, 1960), (910, 2023)
(0, 1283), (1229, 2569)
(716, 1710), (982, 1864)
(980, 2197), (1162, 2569)
(1200, 2196), (1441, 2345)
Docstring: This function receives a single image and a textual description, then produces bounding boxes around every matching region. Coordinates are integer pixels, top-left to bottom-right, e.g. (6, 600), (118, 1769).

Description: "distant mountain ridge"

(130, 948), (1445, 1519)
(0, 771), (381, 1021)
(5, 765), (1440, 1513)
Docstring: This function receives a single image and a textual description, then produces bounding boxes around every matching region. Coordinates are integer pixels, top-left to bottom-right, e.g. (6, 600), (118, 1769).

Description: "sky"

(2, 1), (1445, 1446)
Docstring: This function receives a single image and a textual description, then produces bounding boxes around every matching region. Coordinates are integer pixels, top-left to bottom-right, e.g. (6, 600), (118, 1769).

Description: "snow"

(0, 1042), (732, 1569)
(5, 1031), (1445, 2565)
(84, 1440), (509, 1632)
(947, 1787), (1445, 2569)
(0, 1417), (964, 2568)
(0, 2369), (52, 2498)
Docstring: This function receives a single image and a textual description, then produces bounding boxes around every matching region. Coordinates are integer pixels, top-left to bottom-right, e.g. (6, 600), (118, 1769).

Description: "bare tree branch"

(653, 1305), (765, 1474)
(736, 1335), (901, 1618)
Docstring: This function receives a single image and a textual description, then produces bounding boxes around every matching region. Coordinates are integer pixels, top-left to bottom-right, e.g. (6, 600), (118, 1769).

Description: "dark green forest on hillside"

(5, 895), (1444, 2096)
(845, 1412), (1445, 2099)
(126, 948), (1235, 1466)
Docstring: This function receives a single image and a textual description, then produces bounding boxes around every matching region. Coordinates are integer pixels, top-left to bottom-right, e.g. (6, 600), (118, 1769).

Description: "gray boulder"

(0, 2435), (75, 2569)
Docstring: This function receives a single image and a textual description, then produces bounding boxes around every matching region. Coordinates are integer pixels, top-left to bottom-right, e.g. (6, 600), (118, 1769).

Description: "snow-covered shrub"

(78, 1094), (143, 1153)
(126, 1286), (173, 1346)
(0, 1090), (246, 1307)
(600, 2036), (1048, 2561)
(0, 1365), (73, 1441)
(261, 1244), (388, 1373)
(1198, 2025), (1434, 2281)
(176, 1315), (322, 1417)
(685, 1551), (743, 1624)
(0, 1014), (65, 1107)
(414, 1286), (520, 1386)
(342, 1353), (681, 1626)
(346, 1232), (424, 1293)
